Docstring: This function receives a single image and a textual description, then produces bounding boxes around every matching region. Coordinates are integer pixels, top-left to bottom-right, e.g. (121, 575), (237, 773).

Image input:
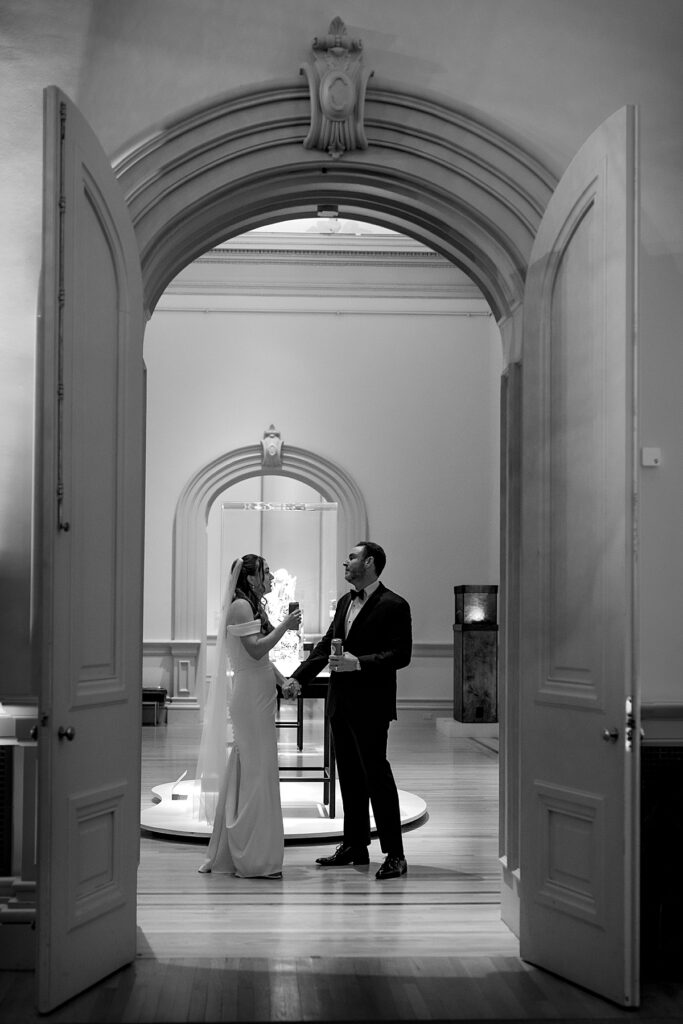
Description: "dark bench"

(142, 688), (168, 726)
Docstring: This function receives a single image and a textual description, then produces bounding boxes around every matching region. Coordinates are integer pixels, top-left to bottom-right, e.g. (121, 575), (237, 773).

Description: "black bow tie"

(350, 589), (365, 601)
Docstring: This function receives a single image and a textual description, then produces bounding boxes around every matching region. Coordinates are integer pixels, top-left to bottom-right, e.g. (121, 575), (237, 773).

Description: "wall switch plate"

(641, 447), (662, 467)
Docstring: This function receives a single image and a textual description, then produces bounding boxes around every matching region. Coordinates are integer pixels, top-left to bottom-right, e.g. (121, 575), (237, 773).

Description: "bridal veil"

(194, 557), (242, 825)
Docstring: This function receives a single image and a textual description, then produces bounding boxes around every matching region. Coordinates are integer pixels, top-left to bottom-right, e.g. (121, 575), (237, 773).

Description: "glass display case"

(453, 584), (498, 625)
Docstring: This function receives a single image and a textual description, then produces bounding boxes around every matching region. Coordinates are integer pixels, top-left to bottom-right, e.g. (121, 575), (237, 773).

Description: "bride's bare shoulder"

(227, 597), (253, 625)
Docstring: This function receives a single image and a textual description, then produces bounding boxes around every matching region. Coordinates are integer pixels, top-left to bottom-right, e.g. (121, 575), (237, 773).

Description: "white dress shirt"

(345, 578), (380, 635)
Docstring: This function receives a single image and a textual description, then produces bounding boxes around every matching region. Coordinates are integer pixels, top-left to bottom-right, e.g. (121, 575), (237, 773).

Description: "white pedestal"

(140, 779), (427, 841)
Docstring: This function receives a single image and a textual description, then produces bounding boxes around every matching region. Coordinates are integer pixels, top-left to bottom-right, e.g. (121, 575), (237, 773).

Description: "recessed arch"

(114, 79), (556, 319)
(173, 443), (368, 654)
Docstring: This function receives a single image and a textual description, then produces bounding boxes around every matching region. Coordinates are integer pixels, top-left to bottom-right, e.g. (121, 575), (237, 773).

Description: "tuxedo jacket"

(292, 582), (412, 721)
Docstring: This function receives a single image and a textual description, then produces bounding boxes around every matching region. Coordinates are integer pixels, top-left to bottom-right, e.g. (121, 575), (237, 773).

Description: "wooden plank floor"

(3, 708), (683, 1022)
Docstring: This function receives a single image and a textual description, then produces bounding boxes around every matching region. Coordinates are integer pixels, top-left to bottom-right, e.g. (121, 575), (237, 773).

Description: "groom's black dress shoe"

(316, 843), (369, 866)
(375, 854), (407, 880)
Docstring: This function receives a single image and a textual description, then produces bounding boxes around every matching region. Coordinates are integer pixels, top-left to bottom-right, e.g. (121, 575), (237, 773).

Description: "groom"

(291, 541), (412, 880)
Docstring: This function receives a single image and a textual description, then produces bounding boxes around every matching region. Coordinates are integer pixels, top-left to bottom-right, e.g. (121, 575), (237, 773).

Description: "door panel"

(519, 107), (639, 1006)
(36, 87), (145, 1013)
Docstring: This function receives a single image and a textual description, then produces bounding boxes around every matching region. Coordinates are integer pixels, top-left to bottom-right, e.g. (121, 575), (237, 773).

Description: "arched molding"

(172, 443), (368, 643)
(114, 79), (556, 322)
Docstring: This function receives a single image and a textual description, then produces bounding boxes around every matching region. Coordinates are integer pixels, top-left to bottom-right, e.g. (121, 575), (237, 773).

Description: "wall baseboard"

(397, 699), (452, 716)
(144, 641), (456, 711)
(641, 704), (683, 746)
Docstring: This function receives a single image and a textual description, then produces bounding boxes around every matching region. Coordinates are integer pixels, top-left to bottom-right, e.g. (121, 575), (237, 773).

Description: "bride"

(197, 554), (301, 878)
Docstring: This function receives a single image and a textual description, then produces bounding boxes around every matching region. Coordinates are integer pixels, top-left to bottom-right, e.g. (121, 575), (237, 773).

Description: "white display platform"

(141, 778), (427, 842)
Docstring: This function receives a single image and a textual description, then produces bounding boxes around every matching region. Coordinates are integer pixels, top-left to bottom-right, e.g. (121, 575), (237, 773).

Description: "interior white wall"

(1, 0), (682, 704)
(143, 283), (502, 703)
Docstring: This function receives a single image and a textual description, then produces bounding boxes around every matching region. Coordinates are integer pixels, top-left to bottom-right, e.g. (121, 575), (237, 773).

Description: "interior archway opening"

(140, 209), (503, 865)
(129, 80), (536, 947)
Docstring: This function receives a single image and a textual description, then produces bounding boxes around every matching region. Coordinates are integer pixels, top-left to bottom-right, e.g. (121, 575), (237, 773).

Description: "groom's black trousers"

(330, 709), (404, 856)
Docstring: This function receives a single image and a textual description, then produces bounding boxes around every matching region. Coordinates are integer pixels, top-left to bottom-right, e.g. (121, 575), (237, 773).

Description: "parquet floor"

(2, 707), (683, 1022)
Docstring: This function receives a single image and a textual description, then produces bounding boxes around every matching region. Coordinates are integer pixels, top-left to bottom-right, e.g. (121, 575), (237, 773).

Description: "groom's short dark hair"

(358, 541), (386, 576)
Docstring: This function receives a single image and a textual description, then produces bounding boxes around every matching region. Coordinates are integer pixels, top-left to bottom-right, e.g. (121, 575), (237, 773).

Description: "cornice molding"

(164, 236), (487, 303)
(159, 284), (485, 302)
(201, 247), (447, 262)
(155, 301), (491, 315)
(212, 229), (440, 255)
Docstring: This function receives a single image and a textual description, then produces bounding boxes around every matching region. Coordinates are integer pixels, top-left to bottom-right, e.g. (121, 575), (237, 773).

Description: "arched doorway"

(108, 79), (557, 974)
(171, 439), (368, 709)
(112, 81), (556, 960)
(116, 78), (554, 934)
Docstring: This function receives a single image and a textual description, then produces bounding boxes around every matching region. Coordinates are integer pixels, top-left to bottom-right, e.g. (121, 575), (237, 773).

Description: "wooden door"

(519, 106), (639, 1006)
(35, 87), (145, 1013)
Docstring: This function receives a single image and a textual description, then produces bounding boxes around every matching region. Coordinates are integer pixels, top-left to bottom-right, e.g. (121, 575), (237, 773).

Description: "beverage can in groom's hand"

(331, 638), (344, 657)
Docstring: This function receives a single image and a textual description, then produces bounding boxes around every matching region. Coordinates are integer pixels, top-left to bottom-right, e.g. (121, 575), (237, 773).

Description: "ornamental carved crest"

(261, 424), (282, 468)
(300, 17), (374, 159)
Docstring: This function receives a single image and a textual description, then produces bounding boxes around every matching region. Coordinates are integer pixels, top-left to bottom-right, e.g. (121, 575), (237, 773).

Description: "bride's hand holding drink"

(284, 602), (302, 631)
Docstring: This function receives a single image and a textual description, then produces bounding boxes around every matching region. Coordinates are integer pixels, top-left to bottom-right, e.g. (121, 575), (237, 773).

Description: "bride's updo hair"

(231, 554), (273, 634)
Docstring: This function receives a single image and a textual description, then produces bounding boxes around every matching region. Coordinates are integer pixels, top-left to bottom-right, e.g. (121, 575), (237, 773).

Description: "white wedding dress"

(198, 619), (284, 878)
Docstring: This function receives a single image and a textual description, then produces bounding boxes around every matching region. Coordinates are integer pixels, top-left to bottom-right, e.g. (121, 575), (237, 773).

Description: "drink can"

(331, 638), (344, 657)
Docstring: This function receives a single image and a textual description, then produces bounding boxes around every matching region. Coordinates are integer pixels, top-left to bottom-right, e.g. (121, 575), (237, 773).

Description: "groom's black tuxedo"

(292, 581), (412, 856)
(293, 582), (412, 717)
